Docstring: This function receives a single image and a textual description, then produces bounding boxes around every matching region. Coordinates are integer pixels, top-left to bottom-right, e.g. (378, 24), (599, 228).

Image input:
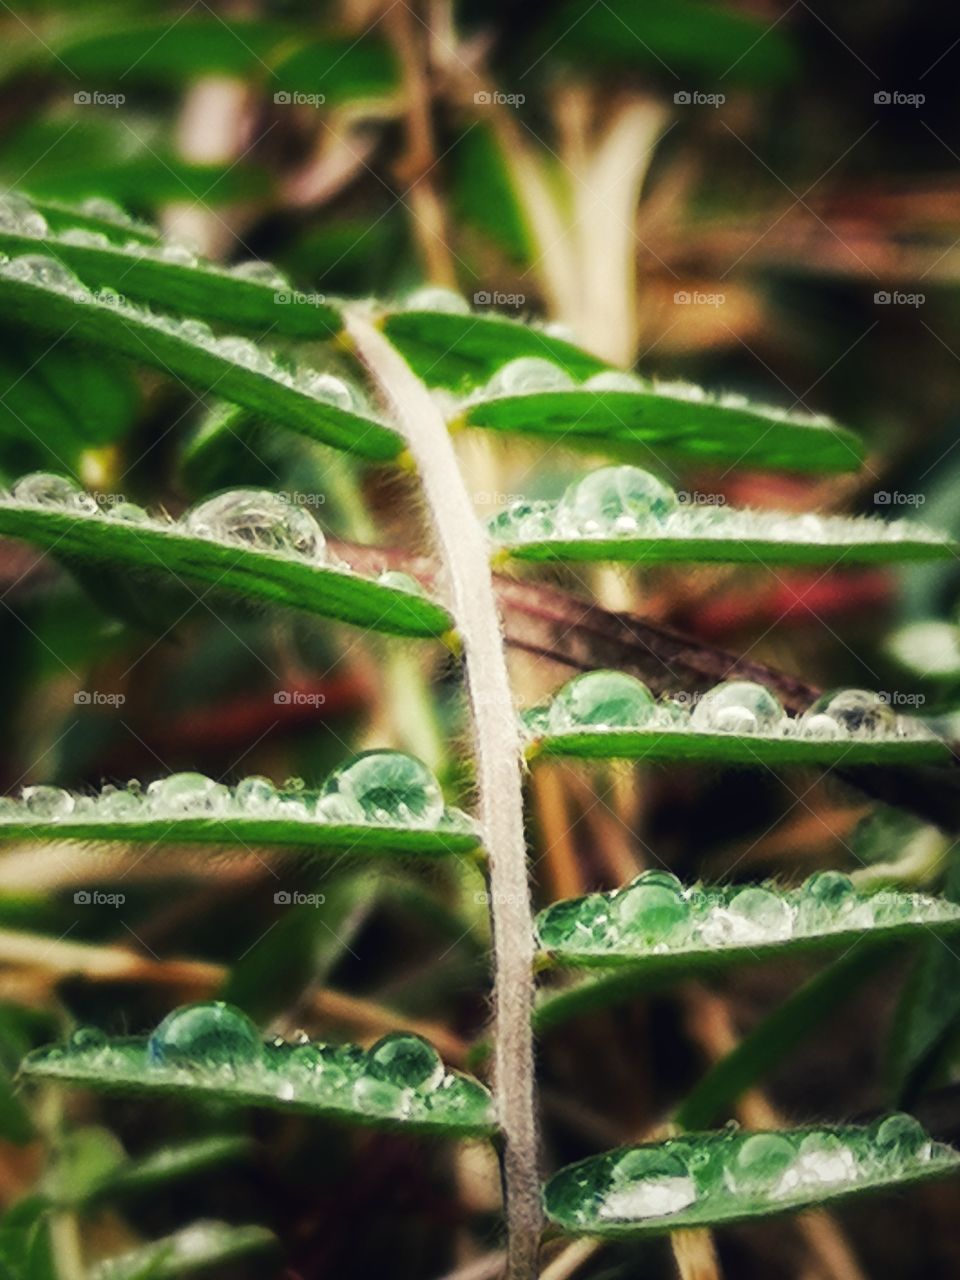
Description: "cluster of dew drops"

(485, 464), (942, 548)
(524, 670), (934, 743)
(536, 867), (958, 957)
(0, 195), (376, 418)
(0, 751), (475, 834)
(0, 472), (426, 598)
(57, 1002), (493, 1125)
(550, 1115), (949, 1227)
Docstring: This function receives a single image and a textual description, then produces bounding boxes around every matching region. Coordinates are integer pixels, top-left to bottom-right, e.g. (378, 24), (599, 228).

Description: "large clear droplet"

(600, 1147), (697, 1220)
(147, 1001), (262, 1069)
(612, 875), (688, 946)
(557, 466), (677, 536)
(146, 772), (230, 816)
(22, 785), (74, 820)
(96, 785), (142, 819)
(184, 489), (326, 562)
(485, 358), (574, 397)
(724, 1133), (798, 1195)
(12, 473), (99, 515)
(871, 1113), (931, 1163)
(797, 870), (868, 932)
(547, 670), (656, 733)
(321, 751), (444, 827)
(3, 254), (87, 295)
(234, 776), (279, 814)
(795, 1133), (857, 1186)
(352, 1075), (408, 1117)
(799, 689), (896, 738)
(690, 681), (785, 735)
(367, 1033), (444, 1091)
(0, 194), (48, 237)
(295, 370), (367, 414)
(487, 500), (555, 543)
(212, 335), (278, 377)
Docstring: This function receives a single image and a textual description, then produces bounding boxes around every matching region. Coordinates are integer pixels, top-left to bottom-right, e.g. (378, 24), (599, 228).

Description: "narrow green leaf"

(21, 1007), (496, 1138)
(0, 761), (480, 859)
(0, 196), (341, 337)
(0, 257), (400, 460)
(462, 366), (864, 473)
(272, 35), (399, 103)
(0, 481), (450, 638)
(89, 1221), (275, 1280)
(88, 1137), (250, 1202)
(536, 872), (960, 972)
(490, 497), (953, 567)
(526, 673), (950, 768)
(543, 1120), (959, 1237)
(20, 196), (157, 245)
(382, 307), (606, 392)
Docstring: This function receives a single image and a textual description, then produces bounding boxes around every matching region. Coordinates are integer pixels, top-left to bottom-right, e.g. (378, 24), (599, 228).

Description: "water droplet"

(105, 501), (150, 523)
(314, 792), (366, 823)
(157, 241), (197, 266)
(58, 227), (111, 249)
(230, 260), (289, 289)
(321, 751), (444, 827)
(184, 489), (326, 562)
(80, 196), (140, 227)
(404, 286), (471, 315)
(11, 473), (99, 515)
(548, 670), (656, 733)
(22, 785), (74, 820)
(487, 500), (555, 543)
(537, 895), (612, 949)
(612, 877), (688, 946)
(872, 1113), (931, 1162)
(2, 253), (87, 295)
(484, 357), (575, 397)
(177, 318), (214, 346)
(367, 1033), (444, 1091)
(799, 689), (896, 738)
(795, 1133), (857, 1186)
(0, 194), (48, 237)
(724, 1132), (797, 1195)
(295, 369), (368, 414)
(726, 887), (794, 942)
(146, 773), (230, 816)
(96, 785), (142, 819)
(690, 681), (785, 735)
(557, 466), (677, 536)
(377, 570), (426, 596)
(234, 776), (279, 814)
(212, 335), (279, 377)
(147, 1001), (262, 1069)
(600, 1147), (697, 1220)
(797, 871), (870, 932)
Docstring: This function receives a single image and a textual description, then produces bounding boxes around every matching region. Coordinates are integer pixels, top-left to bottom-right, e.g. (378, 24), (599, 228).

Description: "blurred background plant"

(0, 1), (959, 1277)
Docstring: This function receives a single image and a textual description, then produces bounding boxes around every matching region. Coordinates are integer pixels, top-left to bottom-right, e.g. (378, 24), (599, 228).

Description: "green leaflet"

(543, 1121), (959, 1237)
(524, 672), (950, 767)
(21, 1008), (496, 1139)
(0, 761), (480, 859)
(0, 257), (399, 460)
(462, 366), (864, 473)
(382, 307), (606, 392)
(535, 872), (960, 971)
(0, 487), (451, 638)
(88, 1222), (275, 1280)
(0, 231), (340, 338)
(22, 196), (157, 245)
(83, 1136), (251, 1203)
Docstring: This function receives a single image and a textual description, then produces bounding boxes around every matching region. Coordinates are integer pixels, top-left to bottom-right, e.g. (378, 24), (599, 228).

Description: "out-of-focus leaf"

(88, 1222), (275, 1280)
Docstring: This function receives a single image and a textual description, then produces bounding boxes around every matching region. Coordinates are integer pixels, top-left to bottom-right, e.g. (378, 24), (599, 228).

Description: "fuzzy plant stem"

(345, 310), (541, 1280)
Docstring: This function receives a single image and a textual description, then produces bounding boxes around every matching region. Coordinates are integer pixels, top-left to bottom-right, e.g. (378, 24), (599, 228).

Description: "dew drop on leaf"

(612, 876), (688, 946)
(367, 1033), (445, 1091)
(726, 887), (794, 942)
(377, 570), (425, 596)
(321, 751), (444, 827)
(22, 785), (74, 820)
(557, 465), (677, 535)
(2, 253), (88, 296)
(403, 286), (471, 315)
(0, 194), (47, 236)
(724, 1132), (798, 1195)
(795, 1133), (857, 1186)
(147, 1001), (262, 1069)
(146, 772), (230, 816)
(547, 670), (656, 733)
(105, 502), (150, 523)
(70, 1027), (106, 1051)
(352, 1074), (407, 1117)
(230, 260), (289, 289)
(294, 369), (367, 413)
(184, 489), (326, 562)
(583, 370), (645, 392)
(600, 1147), (697, 1220)
(690, 681), (786, 735)
(872, 1113), (931, 1162)
(234, 776), (279, 814)
(485, 357), (574, 397)
(11, 472), (99, 515)
(799, 689), (896, 738)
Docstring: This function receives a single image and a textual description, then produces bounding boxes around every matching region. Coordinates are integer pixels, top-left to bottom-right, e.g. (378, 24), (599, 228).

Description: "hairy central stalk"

(346, 310), (541, 1280)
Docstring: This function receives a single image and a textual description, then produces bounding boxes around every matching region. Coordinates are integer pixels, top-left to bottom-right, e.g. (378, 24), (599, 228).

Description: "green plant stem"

(345, 308), (541, 1280)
